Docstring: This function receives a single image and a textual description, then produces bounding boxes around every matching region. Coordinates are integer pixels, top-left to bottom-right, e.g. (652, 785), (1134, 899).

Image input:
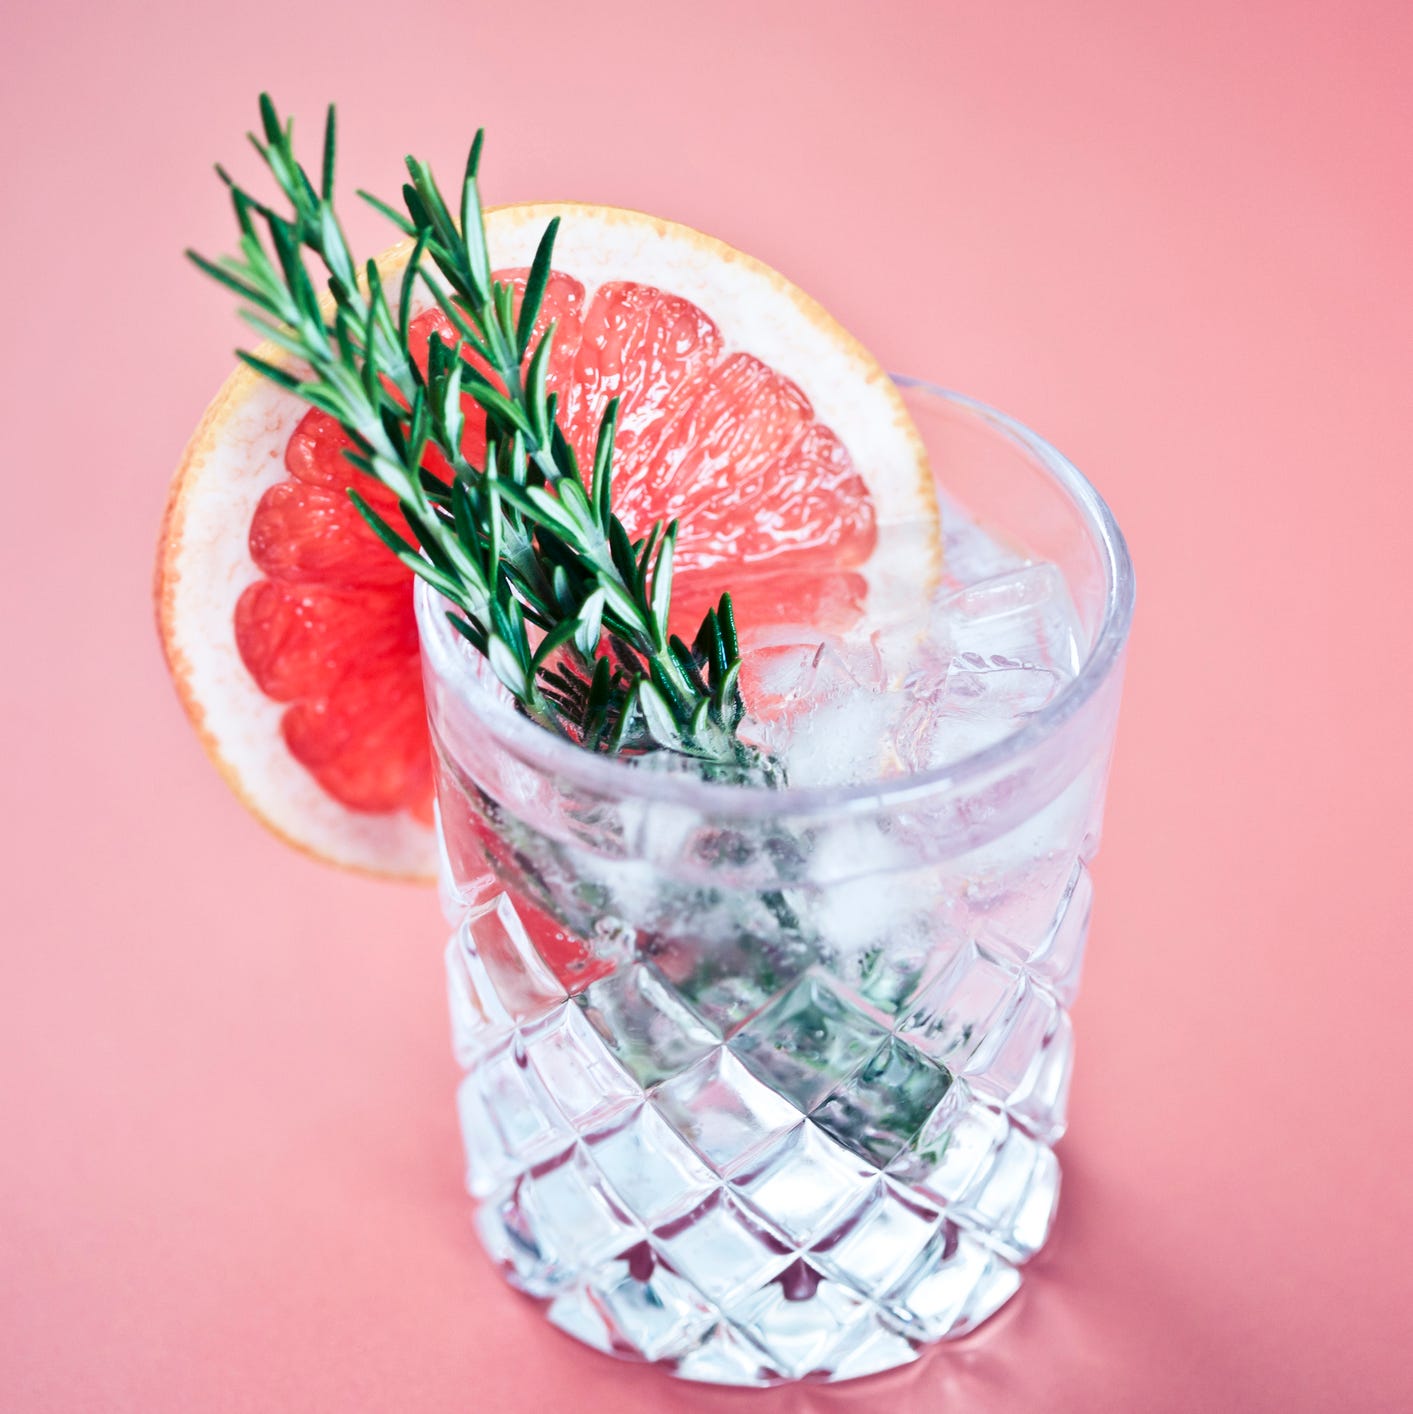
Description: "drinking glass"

(416, 380), (1134, 1386)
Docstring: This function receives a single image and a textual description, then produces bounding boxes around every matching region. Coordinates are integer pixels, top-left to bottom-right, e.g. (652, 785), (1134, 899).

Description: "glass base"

(448, 907), (1064, 1386)
(474, 1183), (1032, 1385)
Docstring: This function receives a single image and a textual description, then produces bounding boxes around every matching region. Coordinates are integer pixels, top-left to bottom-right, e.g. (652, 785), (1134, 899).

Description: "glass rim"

(416, 376), (1136, 818)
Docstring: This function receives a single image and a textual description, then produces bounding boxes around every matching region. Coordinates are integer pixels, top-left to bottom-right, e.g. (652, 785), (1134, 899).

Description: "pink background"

(4, 2), (1411, 1409)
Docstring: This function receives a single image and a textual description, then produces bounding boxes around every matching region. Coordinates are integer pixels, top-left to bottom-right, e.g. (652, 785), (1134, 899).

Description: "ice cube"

(940, 563), (1083, 678)
(773, 688), (904, 787)
(741, 555), (1084, 785)
(740, 628), (885, 723)
(803, 816), (923, 960)
(739, 626), (900, 787)
(892, 564), (1084, 771)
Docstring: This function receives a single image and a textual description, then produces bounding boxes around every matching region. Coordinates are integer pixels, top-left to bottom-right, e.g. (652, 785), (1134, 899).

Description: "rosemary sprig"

(189, 95), (768, 779)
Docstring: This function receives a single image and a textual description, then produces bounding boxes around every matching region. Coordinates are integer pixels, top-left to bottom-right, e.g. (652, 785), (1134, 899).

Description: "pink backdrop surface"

(4, 2), (1411, 1409)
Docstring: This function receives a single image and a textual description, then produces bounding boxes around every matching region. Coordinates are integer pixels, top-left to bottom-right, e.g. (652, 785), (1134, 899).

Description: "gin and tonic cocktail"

(422, 380), (1132, 1386)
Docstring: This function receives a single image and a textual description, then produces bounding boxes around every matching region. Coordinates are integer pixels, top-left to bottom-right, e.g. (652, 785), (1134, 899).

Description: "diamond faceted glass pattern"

(1030, 858), (1094, 1004)
(1007, 1008), (1074, 1144)
(836, 914), (950, 1020)
(654, 1047), (803, 1174)
(961, 1259), (1026, 1334)
(730, 1120), (874, 1245)
(828, 1322), (920, 1382)
(466, 893), (570, 1022)
(545, 1284), (615, 1355)
(963, 978), (1060, 1113)
(972, 855), (1081, 968)
(476, 1182), (569, 1299)
(903, 934), (1074, 1142)
(729, 972), (892, 1112)
(910, 1099), (1059, 1259)
(521, 1004), (640, 1129)
(902, 942), (1024, 1068)
(951, 1123), (1060, 1261)
(675, 1324), (780, 1387)
(516, 1146), (640, 1269)
(584, 1245), (719, 1362)
(456, 1072), (514, 1199)
(911, 1101), (1008, 1207)
(458, 1039), (572, 1197)
(661, 926), (821, 1038)
(652, 1189), (794, 1305)
(886, 1223), (1020, 1341)
(722, 1260), (872, 1379)
(449, 892), (1072, 1380)
(813, 1180), (944, 1294)
(445, 933), (511, 1066)
(885, 1071), (977, 1185)
(966, 974), (1051, 1079)
(812, 1034), (958, 1168)
(576, 960), (720, 1088)
(583, 1103), (718, 1227)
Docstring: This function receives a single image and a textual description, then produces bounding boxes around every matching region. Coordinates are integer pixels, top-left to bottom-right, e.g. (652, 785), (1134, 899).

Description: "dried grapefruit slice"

(157, 204), (938, 878)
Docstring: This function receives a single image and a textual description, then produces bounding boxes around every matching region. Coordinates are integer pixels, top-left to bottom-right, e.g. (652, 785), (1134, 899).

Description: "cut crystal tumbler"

(416, 381), (1134, 1386)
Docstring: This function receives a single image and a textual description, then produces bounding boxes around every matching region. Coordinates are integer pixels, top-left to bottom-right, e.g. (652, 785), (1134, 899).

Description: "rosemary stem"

(192, 95), (763, 778)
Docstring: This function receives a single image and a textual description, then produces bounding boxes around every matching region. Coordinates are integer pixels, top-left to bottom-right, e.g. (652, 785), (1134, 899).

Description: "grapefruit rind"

(156, 205), (940, 880)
